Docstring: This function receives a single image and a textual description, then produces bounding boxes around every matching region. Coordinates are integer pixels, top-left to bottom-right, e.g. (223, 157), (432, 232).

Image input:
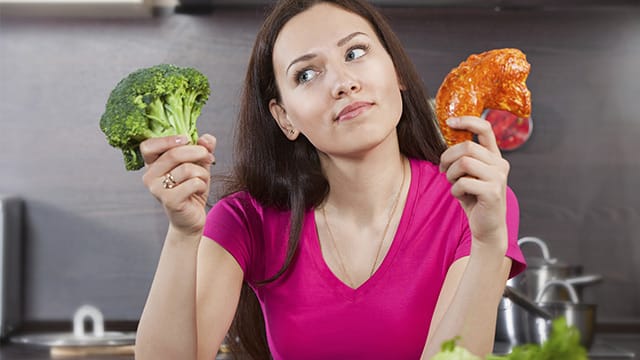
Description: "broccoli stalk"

(100, 64), (210, 170)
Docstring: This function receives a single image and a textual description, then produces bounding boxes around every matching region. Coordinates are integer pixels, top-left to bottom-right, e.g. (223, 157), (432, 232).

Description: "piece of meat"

(435, 48), (532, 146)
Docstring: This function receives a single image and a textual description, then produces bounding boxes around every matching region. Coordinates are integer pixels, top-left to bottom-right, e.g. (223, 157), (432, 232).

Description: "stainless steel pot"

(510, 237), (583, 301)
(530, 280), (597, 349)
(496, 286), (552, 344)
(495, 237), (602, 344)
(496, 296), (531, 344)
(9, 305), (135, 348)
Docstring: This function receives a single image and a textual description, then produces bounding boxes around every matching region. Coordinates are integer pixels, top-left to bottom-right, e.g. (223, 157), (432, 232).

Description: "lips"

(336, 101), (373, 122)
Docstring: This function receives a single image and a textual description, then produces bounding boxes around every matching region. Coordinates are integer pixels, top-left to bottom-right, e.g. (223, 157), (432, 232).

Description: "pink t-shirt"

(204, 158), (525, 360)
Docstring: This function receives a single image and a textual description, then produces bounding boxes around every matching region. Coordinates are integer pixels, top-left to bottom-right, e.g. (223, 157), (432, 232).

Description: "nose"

(331, 67), (361, 98)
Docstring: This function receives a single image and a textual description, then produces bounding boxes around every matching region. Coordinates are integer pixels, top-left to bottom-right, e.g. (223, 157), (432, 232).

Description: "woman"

(134, 0), (526, 359)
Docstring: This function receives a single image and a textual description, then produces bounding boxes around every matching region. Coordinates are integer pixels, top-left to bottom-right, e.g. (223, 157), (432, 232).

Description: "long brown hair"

(222, 0), (447, 358)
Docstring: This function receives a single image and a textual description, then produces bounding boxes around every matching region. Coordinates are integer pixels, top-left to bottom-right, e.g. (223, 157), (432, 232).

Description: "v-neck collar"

(306, 158), (419, 300)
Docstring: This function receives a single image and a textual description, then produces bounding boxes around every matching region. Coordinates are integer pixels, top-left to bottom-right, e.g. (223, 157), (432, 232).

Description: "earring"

(289, 129), (295, 135)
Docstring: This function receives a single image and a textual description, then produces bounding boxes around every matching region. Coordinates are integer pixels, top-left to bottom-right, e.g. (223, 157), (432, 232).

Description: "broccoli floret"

(99, 64), (211, 170)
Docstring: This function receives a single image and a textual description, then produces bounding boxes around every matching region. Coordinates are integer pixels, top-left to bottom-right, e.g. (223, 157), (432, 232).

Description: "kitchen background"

(0, 0), (639, 330)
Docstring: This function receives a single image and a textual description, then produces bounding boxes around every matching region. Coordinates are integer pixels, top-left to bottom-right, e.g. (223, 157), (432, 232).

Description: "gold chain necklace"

(321, 158), (407, 288)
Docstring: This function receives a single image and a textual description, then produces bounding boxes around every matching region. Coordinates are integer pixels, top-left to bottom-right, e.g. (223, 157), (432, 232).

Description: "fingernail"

(176, 135), (188, 144)
(446, 117), (459, 126)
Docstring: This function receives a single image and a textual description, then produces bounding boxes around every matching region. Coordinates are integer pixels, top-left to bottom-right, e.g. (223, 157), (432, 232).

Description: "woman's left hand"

(439, 116), (510, 248)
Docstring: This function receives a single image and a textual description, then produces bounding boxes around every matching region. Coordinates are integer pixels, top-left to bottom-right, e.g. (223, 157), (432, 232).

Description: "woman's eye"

(296, 69), (317, 84)
(346, 46), (367, 61)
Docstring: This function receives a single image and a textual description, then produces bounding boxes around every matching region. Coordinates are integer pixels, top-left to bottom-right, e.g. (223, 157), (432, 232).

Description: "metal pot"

(496, 286), (553, 344)
(530, 280), (597, 349)
(496, 296), (531, 344)
(495, 237), (602, 344)
(510, 237), (583, 302)
(9, 305), (136, 348)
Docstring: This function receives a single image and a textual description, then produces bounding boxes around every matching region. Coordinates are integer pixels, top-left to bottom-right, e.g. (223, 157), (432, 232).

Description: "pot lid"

(10, 331), (135, 348)
(525, 256), (577, 269)
(10, 304), (135, 348)
(518, 236), (581, 270)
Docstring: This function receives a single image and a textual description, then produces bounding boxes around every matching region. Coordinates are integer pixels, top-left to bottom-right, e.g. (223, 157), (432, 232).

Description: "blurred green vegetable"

(433, 318), (587, 360)
(432, 336), (481, 359)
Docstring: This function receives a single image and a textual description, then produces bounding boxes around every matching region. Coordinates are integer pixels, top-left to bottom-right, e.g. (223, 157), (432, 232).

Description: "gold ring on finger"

(162, 172), (177, 189)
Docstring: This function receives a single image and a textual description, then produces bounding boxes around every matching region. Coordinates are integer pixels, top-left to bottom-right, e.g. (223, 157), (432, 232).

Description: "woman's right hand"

(140, 134), (217, 237)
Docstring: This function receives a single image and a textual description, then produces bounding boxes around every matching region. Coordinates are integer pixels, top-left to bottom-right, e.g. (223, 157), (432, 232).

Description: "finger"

(163, 162), (211, 189)
(197, 133), (217, 154)
(148, 164), (210, 199)
(446, 116), (500, 154)
(140, 135), (190, 166)
(439, 141), (497, 173)
(450, 176), (503, 203)
(162, 177), (210, 210)
(450, 176), (481, 210)
(445, 156), (492, 183)
(197, 134), (217, 165)
(143, 145), (213, 185)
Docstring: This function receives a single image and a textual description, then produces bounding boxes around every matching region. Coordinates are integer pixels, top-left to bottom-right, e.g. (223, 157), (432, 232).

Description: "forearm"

(135, 225), (202, 360)
(422, 238), (510, 359)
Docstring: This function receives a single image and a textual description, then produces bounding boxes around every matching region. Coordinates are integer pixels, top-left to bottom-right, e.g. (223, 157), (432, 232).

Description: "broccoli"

(99, 64), (211, 170)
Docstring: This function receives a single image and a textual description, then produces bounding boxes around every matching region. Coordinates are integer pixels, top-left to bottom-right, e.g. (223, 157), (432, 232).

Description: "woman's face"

(269, 2), (404, 158)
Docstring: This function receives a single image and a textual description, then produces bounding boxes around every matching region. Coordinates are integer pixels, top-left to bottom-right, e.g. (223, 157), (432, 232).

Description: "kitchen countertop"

(1, 333), (637, 359)
(589, 333), (639, 359)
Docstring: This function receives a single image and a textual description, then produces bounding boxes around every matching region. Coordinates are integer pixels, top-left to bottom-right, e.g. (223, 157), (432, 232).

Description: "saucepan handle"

(503, 286), (553, 320)
(535, 280), (580, 304)
(565, 274), (603, 287)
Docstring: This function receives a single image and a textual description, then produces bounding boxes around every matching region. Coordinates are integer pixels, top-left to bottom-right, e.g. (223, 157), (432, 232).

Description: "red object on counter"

(484, 108), (533, 151)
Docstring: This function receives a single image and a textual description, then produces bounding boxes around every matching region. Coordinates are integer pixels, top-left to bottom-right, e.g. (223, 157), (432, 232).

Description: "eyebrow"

(285, 31), (369, 74)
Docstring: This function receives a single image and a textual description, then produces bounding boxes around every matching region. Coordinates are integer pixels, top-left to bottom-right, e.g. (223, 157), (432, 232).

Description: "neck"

(319, 142), (408, 222)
